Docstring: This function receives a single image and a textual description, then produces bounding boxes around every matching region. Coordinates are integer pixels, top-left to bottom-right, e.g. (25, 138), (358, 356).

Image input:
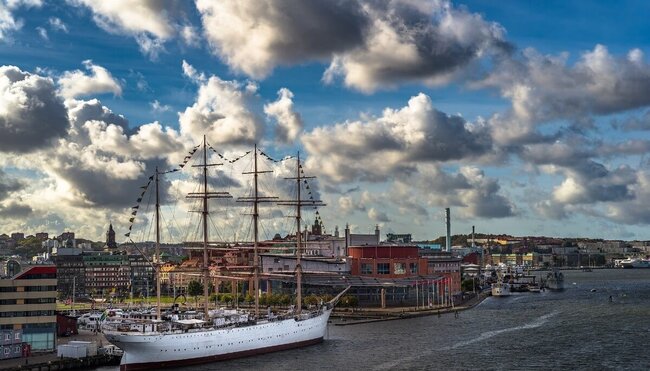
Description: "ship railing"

(101, 318), (204, 334)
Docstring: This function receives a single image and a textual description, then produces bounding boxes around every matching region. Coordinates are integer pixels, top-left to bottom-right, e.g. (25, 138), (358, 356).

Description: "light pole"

(145, 278), (149, 305)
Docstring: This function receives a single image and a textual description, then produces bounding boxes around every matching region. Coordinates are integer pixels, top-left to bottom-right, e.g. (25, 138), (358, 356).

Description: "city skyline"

(1, 1), (650, 241)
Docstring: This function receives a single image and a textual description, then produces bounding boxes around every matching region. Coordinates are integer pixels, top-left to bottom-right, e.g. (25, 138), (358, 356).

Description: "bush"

(279, 294), (291, 306)
(304, 294), (319, 306)
(340, 295), (358, 307)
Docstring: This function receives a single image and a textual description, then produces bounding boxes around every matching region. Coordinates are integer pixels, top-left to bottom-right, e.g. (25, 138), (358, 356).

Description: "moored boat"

(491, 280), (511, 297)
(619, 258), (650, 269)
(544, 269), (564, 291)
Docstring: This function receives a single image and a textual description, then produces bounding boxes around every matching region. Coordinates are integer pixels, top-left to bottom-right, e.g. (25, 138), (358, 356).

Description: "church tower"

(105, 223), (117, 249)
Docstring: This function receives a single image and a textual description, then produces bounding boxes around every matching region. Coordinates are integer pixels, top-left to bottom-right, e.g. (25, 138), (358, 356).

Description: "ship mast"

(186, 135), (231, 319)
(202, 136), (209, 318)
(154, 166), (161, 320)
(238, 145), (276, 319)
(295, 153), (303, 314)
(278, 152), (324, 315)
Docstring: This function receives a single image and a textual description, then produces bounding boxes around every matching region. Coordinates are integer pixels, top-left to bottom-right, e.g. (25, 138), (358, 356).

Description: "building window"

(361, 263), (373, 275)
(377, 263), (390, 275)
(15, 332), (20, 340)
(410, 263), (418, 274)
(4, 348), (9, 355)
(394, 263), (406, 275)
(5, 333), (10, 340)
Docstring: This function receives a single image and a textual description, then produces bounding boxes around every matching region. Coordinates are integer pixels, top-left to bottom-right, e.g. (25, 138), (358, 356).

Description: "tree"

(187, 280), (204, 307)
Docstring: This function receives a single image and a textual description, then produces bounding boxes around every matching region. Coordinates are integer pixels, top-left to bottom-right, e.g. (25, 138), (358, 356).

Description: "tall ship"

(102, 137), (349, 370)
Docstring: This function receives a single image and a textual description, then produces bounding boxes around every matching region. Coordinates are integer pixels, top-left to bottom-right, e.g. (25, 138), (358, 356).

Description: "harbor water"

(98, 269), (650, 370)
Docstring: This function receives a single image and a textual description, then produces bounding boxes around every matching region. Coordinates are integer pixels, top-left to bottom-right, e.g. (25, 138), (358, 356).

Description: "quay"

(0, 332), (116, 371)
(0, 354), (119, 371)
(331, 292), (488, 326)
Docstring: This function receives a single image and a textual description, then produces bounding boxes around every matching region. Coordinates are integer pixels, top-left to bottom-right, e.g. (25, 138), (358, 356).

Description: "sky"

(1, 0), (650, 242)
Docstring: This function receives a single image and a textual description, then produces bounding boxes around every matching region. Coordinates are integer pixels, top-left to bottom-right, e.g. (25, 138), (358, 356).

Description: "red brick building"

(348, 245), (427, 277)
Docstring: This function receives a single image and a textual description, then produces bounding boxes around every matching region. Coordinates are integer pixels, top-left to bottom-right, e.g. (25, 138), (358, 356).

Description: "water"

(99, 269), (650, 370)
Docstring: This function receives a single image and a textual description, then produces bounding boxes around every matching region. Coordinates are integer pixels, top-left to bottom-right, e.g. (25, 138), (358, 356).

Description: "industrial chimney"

(445, 208), (451, 252)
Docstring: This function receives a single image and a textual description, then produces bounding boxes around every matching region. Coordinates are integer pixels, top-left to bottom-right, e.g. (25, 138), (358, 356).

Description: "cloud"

(264, 88), (302, 143)
(181, 59), (205, 83)
(48, 17), (68, 33)
(65, 98), (129, 143)
(0, 5), (21, 41)
(0, 65), (69, 153)
(0, 201), (32, 218)
(180, 24), (199, 47)
(302, 93), (491, 182)
(197, 0), (506, 92)
(552, 163), (635, 205)
(196, 0), (368, 79)
(606, 170), (650, 224)
(338, 195), (366, 215)
(178, 63), (263, 146)
(368, 207), (390, 222)
(479, 45), (650, 145)
(0, 169), (24, 200)
(1, 0), (43, 40)
(58, 60), (122, 99)
(390, 164), (515, 219)
(611, 110), (650, 131)
(150, 100), (171, 113)
(67, 0), (190, 58)
(35, 26), (47, 40)
(323, 0), (508, 92)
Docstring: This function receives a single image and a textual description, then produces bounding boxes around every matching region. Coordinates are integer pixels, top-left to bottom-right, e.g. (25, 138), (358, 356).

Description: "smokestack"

(445, 208), (451, 252)
(375, 224), (380, 244)
(472, 225), (475, 248)
(345, 223), (350, 255)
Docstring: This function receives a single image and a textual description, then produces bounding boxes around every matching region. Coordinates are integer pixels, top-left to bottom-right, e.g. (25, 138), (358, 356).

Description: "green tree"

(187, 280), (204, 307)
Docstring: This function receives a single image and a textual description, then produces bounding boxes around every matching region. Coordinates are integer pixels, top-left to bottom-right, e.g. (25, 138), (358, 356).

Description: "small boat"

(619, 258), (650, 269)
(528, 285), (541, 293)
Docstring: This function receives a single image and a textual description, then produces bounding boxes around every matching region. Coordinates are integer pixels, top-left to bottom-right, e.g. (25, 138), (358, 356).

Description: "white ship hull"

(620, 259), (650, 269)
(104, 308), (332, 371)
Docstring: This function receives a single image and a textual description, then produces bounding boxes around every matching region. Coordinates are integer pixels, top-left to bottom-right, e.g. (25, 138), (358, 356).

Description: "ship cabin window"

(410, 263), (418, 274)
(394, 263), (406, 275)
(377, 263), (390, 275)
(361, 263), (373, 275)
